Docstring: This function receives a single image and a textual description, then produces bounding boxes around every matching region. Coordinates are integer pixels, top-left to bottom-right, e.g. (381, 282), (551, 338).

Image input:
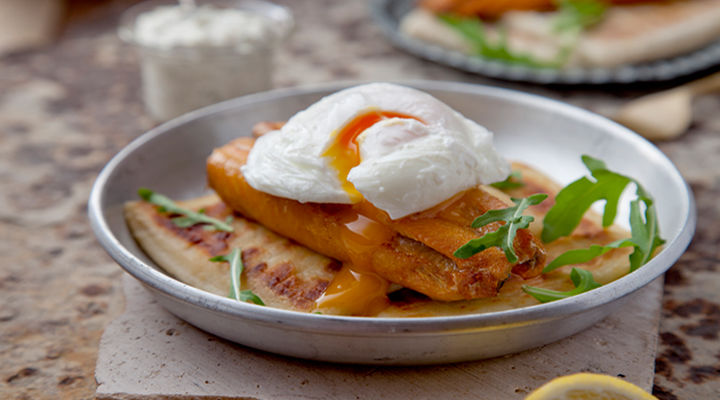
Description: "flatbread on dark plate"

(371, 0), (720, 84)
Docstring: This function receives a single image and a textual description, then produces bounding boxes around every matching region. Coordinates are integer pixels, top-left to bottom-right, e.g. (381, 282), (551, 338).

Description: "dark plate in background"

(370, 0), (720, 85)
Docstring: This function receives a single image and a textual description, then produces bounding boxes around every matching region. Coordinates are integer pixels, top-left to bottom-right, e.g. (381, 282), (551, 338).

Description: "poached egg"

(241, 83), (509, 219)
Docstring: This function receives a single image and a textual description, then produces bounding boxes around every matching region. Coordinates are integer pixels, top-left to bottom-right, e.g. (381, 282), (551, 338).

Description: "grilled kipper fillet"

(124, 196), (339, 312)
(207, 137), (547, 301)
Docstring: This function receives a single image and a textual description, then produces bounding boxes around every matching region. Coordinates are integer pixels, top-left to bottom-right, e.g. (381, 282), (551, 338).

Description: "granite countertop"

(1, 1), (718, 399)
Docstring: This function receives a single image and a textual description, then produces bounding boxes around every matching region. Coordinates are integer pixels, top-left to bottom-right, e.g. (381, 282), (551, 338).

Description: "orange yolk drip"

(314, 213), (394, 316)
(321, 110), (421, 202)
(314, 265), (390, 316)
(315, 110), (421, 316)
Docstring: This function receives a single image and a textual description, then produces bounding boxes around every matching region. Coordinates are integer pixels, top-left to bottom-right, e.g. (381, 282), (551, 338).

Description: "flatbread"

(125, 196), (339, 312)
(574, 0), (720, 67)
(400, 0), (720, 68)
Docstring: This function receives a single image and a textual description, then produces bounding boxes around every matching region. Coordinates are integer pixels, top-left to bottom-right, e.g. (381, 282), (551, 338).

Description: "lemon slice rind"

(525, 372), (658, 400)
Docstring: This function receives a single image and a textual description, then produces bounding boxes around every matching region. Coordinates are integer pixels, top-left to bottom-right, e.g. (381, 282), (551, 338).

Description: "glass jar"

(119, 0), (293, 121)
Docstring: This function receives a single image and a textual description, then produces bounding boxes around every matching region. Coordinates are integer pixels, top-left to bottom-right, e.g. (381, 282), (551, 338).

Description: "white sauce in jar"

(135, 5), (275, 51)
(128, 3), (288, 121)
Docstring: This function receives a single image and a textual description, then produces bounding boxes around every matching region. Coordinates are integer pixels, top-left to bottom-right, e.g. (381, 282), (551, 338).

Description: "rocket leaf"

(138, 188), (234, 232)
(541, 156), (632, 243)
(490, 171), (525, 190)
(541, 155), (664, 274)
(522, 268), (601, 303)
(210, 248), (264, 305)
(439, 15), (563, 68)
(543, 239), (634, 273)
(454, 193), (548, 263)
(628, 187), (665, 271)
(554, 0), (607, 33)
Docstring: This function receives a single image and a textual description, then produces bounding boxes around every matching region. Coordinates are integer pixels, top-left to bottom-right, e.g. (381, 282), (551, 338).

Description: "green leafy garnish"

(628, 187), (665, 271)
(439, 15), (562, 68)
(490, 171), (525, 190)
(438, 1), (606, 68)
(170, 216), (198, 228)
(454, 193), (548, 263)
(210, 248), (264, 305)
(541, 156), (632, 243)
(138, 188), (234, 232)
(543, 239), (634, 273)
(541, 155), (664, 274)
(522, 268), (601, 303)
(554, 0), (607, 33)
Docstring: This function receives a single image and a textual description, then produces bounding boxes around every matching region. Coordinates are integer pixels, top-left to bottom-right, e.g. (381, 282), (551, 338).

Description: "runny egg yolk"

(321, 109), (422, 202)
(314, 110), (421, 316)
(314, 214), (395, 315)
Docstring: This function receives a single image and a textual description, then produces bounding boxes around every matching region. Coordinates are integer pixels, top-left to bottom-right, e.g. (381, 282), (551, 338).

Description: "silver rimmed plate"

(370, 0), (720, 84)
(88, 81), (695, 364)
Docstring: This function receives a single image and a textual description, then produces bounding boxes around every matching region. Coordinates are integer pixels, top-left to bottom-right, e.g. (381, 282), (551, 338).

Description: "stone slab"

(95, 274), (662, 399)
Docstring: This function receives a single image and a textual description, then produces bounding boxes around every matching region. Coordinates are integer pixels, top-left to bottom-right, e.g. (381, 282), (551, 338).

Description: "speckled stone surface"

(0, 1), (718, 399)
(95, 275), (662, 400)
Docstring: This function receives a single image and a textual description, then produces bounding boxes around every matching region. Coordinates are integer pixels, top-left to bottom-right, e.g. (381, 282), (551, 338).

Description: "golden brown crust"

(251, 121), (285, 138)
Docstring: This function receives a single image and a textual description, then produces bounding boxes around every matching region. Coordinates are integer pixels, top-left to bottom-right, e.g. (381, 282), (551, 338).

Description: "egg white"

(241, 83), (510, 219)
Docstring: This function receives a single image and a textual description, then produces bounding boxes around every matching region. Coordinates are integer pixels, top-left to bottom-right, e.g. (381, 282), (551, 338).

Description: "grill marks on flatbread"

(125, 196), (337, 312)
(402, 0), (720, 68)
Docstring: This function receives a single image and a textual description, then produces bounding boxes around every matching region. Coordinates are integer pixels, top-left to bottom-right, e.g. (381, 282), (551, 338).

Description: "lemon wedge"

(525, 373), (658, 400)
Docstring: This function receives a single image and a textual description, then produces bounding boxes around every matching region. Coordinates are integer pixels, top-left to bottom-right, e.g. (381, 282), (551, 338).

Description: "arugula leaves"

(554, 0), (607, 33)
(482, 155), (664, 305)
(138, 188), (234, 232)
(454, 194), (548, 263)
(541, 156), (632, 243)
(439, 15), (561, 68)
(490, 171), (525, 190)
(628, 187), (665, 271)
(209, 248), (264, 305)
(522, 268), (601, 303)
(438, 0), (607, 68)
(543, 239), (634, 273)
(541, 155), (664, 273)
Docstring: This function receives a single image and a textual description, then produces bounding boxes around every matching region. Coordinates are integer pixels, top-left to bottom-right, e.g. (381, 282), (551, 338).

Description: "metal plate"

(370, 0), (720, 85)
(88, 81), (695, 364)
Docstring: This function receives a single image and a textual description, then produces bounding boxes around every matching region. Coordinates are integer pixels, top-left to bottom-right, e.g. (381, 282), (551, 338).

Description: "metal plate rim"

(88, 80), (696, 336)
